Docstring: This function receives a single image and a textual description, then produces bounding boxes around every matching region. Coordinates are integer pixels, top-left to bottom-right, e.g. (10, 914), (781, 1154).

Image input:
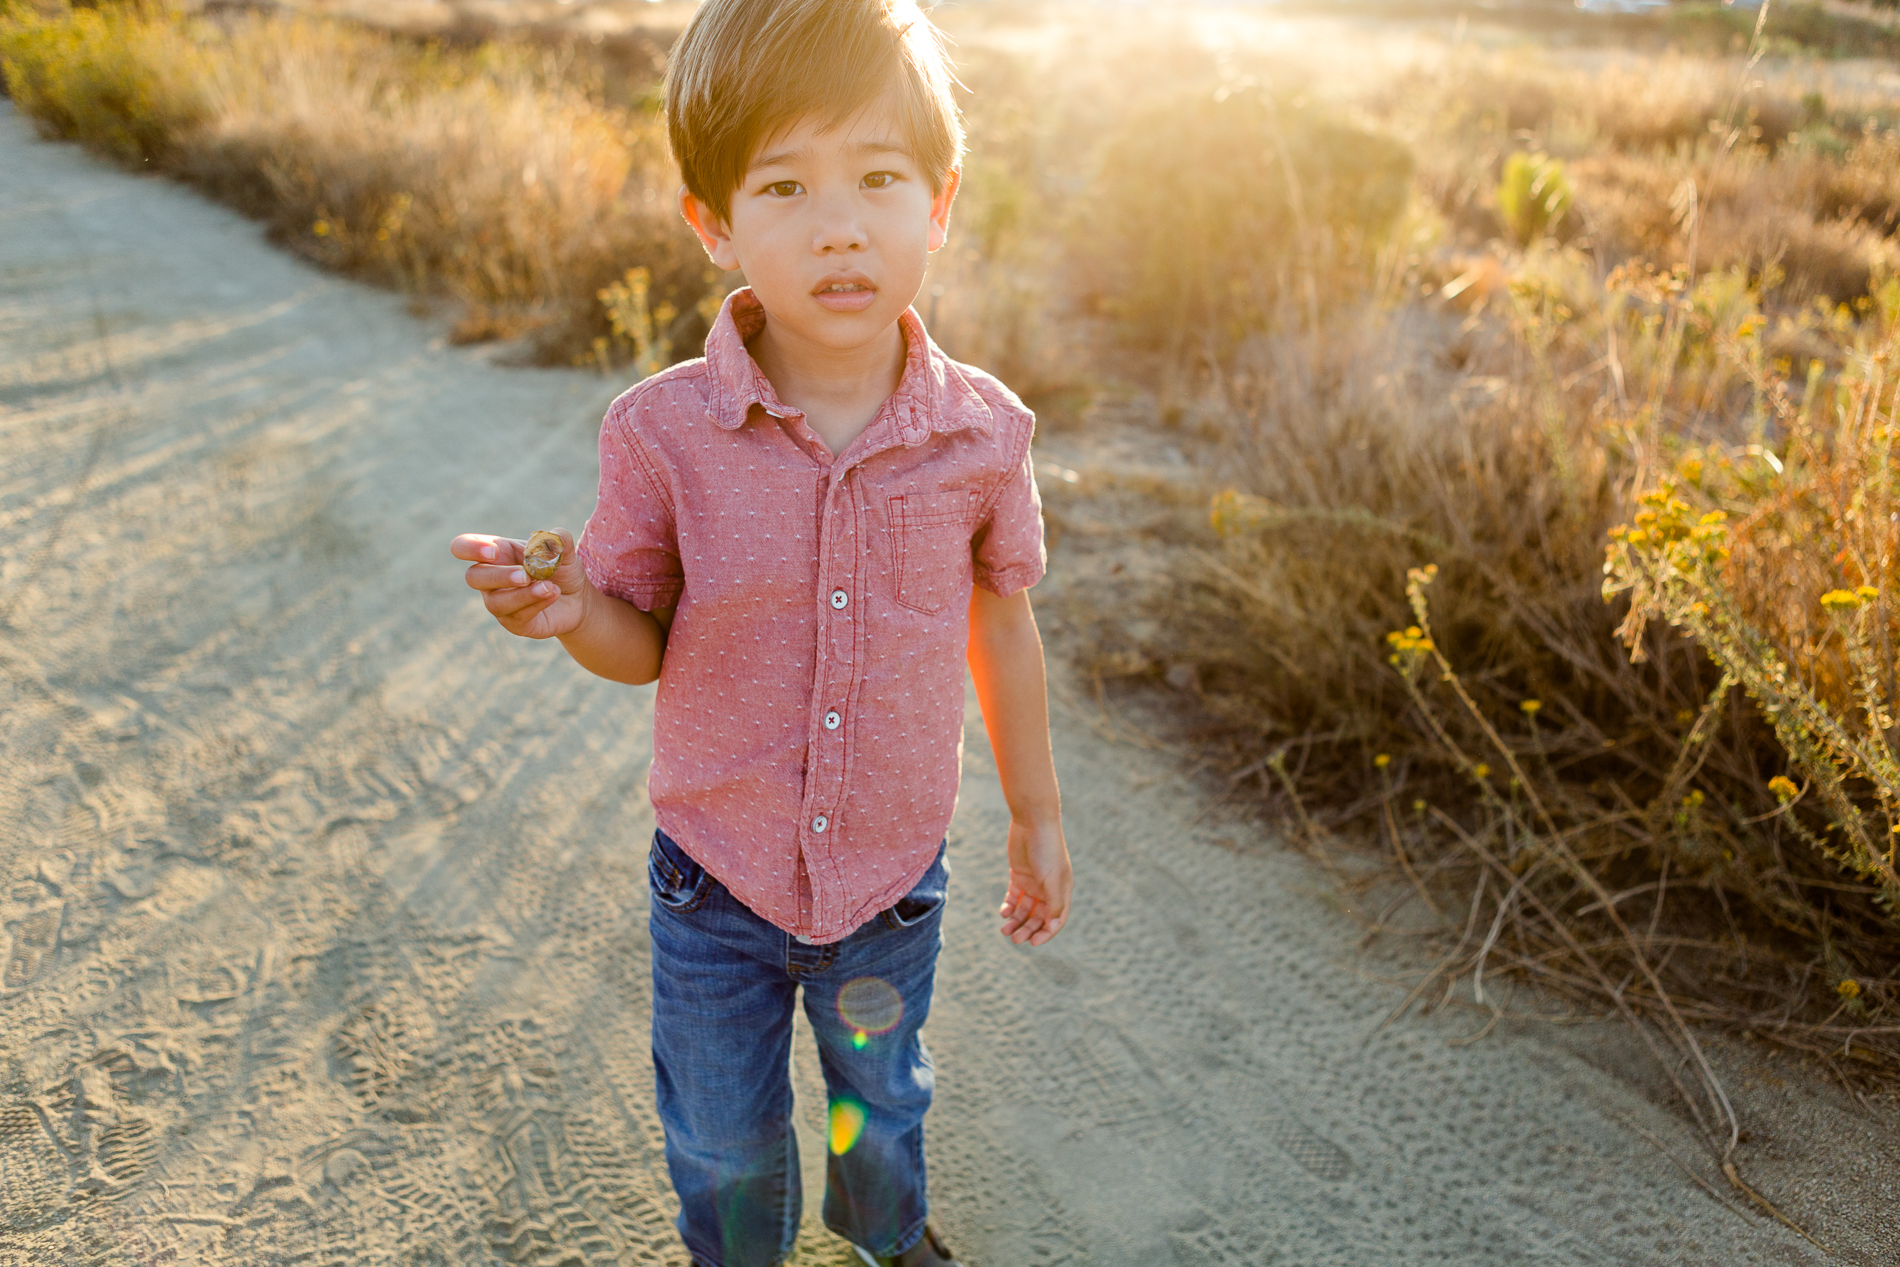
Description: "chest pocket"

(889, 489), (982, 615)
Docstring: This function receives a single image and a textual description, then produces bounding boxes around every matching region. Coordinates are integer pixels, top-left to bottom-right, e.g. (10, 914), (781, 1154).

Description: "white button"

(830, 589), (848, 609)
(824, 711), (841, 730)
(812, 815), (829, 833)
(795, 934), (813, 944)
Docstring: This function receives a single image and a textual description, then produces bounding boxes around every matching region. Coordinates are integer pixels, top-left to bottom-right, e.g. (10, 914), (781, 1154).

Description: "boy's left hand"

(999, 818), (1071, 946)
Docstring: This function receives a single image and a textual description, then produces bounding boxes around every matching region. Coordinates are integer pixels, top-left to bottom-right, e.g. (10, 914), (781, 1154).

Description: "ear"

(927, 167), (961, 254)
(679, 187), (741, 272)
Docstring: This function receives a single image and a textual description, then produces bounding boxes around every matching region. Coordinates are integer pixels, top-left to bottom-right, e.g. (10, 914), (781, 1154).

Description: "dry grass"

(1374, 49), (1900, 309)
(917, 9), (1900, 1106)
(1, 2), (710, 361)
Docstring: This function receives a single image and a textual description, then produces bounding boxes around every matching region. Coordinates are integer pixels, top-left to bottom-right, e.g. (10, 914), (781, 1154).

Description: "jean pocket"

(890, 489), (981, 615)
(883, 845), (949, 929)
(649, 830), (713, 914)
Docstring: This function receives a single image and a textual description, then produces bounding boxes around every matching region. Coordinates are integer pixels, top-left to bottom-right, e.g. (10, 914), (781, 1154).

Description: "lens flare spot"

(828, 1098), (867, 1155)
(837, 976), (903, 1037)
(852, 1029), (868, 1049)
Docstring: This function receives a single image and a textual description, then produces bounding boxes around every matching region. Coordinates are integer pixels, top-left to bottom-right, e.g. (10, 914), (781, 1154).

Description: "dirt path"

(3, 108), (1894, 1267)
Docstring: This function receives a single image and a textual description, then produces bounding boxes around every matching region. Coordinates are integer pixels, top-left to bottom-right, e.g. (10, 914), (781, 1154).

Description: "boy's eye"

(862, 172), (899, 189)
(767, 181), (802, 197)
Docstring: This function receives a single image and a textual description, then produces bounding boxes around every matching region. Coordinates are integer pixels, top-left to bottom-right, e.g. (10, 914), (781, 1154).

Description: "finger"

(498, 591), (560, 631)
(1009, 908), (1048, 945)
(1000, 894), (1042, 937)
(997, 882), (1028, 919)
(486, 581), (561, 618)
(553, 529), (589, 589)
(465, 563), (542, 592)
(1027, 912), (1066, 946)
(450, 533), (523, 564)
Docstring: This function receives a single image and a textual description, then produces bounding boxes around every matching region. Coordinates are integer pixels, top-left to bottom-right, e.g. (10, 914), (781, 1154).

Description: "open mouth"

(812, 278), (878, 312)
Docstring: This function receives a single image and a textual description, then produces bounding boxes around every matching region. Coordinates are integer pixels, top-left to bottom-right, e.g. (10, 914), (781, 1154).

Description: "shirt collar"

(702, 287), (991, 446)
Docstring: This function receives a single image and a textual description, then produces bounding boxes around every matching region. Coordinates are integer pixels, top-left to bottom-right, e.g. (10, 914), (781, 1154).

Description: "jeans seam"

(651, 863), (713, 915)
(785, 944), (835, 979)
(667, 881), (713, 915)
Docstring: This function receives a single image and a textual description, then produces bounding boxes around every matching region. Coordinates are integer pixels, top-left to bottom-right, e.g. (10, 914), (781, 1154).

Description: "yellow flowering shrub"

(1605, 272), (1900, 910)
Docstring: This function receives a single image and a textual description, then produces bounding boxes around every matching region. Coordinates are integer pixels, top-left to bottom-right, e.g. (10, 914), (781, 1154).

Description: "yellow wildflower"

(1519, 699), (1542, 715)
(1472, 763), (1491, 780)
(1820, 589), (1861, 611)
(1838, 979), (1862, 1000)
(1385, 627), (1434, 654)
(1856, 585), (1880, 601)
(1768, 775), (1799, 801)
(1373, 753), (1391, 769)
(313, 220), (332, 237)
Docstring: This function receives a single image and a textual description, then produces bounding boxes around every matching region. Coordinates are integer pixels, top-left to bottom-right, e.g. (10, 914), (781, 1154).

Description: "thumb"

(554, 529), (588, 592)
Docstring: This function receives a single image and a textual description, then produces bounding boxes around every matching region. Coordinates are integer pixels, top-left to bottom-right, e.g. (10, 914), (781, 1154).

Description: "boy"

(450, 1), (1070, 1263)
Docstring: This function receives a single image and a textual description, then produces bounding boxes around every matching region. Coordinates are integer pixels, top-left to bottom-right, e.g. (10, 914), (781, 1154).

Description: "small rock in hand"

(523, 530), (565, 581)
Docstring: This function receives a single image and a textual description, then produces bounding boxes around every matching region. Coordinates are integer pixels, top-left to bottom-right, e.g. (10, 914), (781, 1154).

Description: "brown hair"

(664, 0), (963, 223)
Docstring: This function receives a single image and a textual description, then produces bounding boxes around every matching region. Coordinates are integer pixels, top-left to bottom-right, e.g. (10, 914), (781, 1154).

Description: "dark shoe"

(851, 1223), (962, 1267)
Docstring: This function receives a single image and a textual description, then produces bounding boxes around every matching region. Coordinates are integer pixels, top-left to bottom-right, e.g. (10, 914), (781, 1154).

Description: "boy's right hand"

(450, 529), (587, 640)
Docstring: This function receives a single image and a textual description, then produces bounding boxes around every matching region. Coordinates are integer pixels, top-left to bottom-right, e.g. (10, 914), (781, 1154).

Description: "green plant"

(1496, 151), (1572, 246)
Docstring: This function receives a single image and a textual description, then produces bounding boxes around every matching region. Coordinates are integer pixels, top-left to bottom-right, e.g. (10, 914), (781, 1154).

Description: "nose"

(809, 187), (867, 254)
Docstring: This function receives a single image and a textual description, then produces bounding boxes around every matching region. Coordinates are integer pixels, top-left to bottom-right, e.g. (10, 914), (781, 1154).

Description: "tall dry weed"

(1, 3), (210, 163)
(0, 5), (710, 361)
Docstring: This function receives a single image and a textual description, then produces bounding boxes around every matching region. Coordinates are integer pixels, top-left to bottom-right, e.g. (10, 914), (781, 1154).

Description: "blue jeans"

(648, 829), (946, 1267)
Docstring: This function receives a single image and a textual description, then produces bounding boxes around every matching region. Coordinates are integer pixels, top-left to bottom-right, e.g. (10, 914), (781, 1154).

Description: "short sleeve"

(972, 441), (1045, 598)
(577, 405), (684, 610)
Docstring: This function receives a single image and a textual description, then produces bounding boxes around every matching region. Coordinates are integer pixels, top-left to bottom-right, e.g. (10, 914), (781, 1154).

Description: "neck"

(748, 316), (907, 456)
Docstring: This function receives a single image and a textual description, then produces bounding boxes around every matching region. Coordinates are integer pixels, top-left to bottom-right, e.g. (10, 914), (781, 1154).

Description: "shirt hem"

(975, 560), (1046, 598)
(653, 811), (946, 945)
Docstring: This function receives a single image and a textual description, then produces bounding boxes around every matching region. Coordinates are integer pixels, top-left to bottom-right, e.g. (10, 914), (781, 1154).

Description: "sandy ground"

(3, 107), (1898, 1267)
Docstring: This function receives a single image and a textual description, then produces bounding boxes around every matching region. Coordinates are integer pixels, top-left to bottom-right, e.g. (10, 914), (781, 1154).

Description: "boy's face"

(682, 96), (957, 354)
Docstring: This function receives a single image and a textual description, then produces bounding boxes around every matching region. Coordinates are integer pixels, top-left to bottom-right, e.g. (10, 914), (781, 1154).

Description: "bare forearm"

(558, 583), (670, 685)
(967, 590), (1060, 825)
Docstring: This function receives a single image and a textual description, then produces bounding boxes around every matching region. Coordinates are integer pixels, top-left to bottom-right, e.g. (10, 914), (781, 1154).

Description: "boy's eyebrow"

(748, 138), (915, 173)
(848, 139), (914, 159)
(749, 145), (809, 172)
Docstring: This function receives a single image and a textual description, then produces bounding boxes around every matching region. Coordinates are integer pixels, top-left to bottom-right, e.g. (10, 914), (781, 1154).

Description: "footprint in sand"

(3, 907), (62, 988)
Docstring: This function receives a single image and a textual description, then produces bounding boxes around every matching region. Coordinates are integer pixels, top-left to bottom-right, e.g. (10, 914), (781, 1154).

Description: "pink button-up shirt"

(578, 289), (1045, 943)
